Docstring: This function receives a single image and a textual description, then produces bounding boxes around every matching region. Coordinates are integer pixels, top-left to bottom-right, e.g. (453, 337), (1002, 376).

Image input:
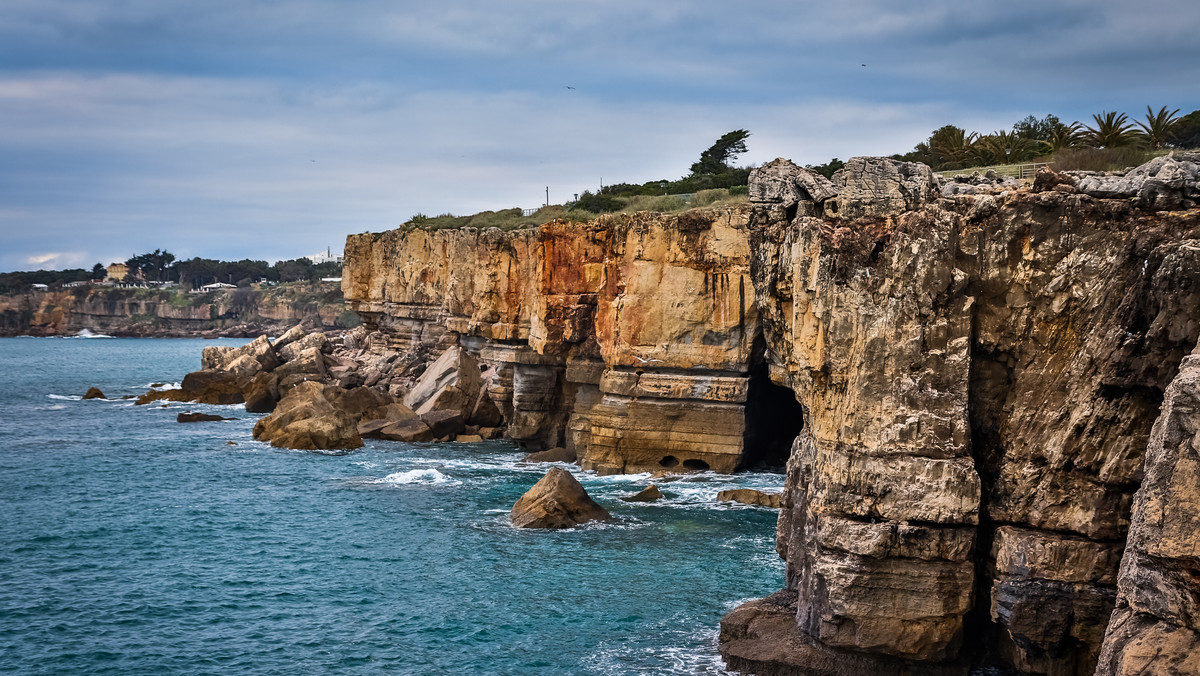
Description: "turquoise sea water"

(0, 338), (784, 675)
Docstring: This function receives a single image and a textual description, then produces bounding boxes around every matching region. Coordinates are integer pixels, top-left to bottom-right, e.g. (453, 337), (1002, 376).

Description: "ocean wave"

(47, 394), (81, 401)
(71, 329), (113, 338)
(375, 469), (461, 486)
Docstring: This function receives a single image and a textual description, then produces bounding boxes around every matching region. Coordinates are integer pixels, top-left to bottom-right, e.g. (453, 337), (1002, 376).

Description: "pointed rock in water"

(82, 387), (106, 400)
(510, 467), (611, 529)
(717, 489), (782, 508)
(523, 447), (576, 463)
(622, 485), (663, 502)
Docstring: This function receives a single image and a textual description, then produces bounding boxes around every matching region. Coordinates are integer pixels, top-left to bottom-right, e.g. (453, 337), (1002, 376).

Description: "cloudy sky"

(2, 0), (1198, 271)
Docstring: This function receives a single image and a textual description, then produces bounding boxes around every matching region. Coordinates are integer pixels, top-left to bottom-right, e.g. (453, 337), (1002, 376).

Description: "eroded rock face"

(338, 154), (1200, 675)
(509, 467), (611, 529)
(1094, 340), (1200, 676)
(251, 381), (365, 450)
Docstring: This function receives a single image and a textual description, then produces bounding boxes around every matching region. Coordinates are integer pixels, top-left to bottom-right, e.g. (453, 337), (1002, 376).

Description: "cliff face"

(0, 284), (350, 337)
(341, 153), (1200, 675)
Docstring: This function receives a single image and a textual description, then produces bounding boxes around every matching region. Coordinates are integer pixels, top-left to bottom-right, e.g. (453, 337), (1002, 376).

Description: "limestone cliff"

(0, 283), (351, 337)
(341, 152), (1200, 675)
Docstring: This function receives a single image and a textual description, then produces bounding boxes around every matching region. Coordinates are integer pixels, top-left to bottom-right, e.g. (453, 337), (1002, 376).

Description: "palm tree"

(1083, 111), (1141, 148)
(974, 130), (1038, 165)
(928, 126), (979, 170)
(1040, 122), (1083, 154)
(1136, 106), (1181, 149)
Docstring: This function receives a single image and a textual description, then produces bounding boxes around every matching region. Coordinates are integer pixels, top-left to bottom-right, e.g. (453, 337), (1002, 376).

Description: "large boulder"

(272, 324), (306, 352)
(201, 334), (279, 373)
(277, 332), (328, 363)
(82, 387), (106, 400)
(252, 381), (362, 450)
(826, 156), (940, 219)
(510, 467), (612, 529)
(523, 447), (577, 463)
(242, 371), (280, 413)
(274, 346), (328, 390)
(180, 369), (245, 405)
(403, 346), (487, 422)
(717, 489), (782, 508)
(749, 158), (839, 217)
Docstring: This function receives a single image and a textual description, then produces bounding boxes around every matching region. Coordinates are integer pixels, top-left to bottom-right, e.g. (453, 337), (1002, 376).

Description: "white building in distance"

(306, 247), (344, 265)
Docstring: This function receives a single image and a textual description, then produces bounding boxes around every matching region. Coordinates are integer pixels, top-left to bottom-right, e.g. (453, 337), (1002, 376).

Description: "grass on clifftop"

(401, 187), (749, 232)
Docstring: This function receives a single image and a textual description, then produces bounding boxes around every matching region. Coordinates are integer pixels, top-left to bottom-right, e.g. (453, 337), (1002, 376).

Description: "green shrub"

(1050, 146), (1158, 172)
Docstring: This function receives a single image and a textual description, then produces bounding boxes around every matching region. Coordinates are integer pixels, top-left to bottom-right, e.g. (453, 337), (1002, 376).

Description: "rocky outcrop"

(0, 282), (351, 337)
(509, 467), (612, 528)
(338, 153), (1200, 674)
(82, 387), (106, 400)
(344, 212), (758, 471)
(1093, 339), (1200, 676)
(717, 489), (781, 508)
(251, 381), (395, 450)
(622, 485), (663, 502)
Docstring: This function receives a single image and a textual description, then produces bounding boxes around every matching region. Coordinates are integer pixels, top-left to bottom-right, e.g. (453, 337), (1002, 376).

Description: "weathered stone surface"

(338, 154), (1200, 675)
(272, 324), (306, 351)
(622, 484), (663, 502)
(82, 387), (106, 399)
(420, 409), (465, 440)
(523, 446), (576, 463)
(719, 590), (968, 676)
(510, 467), (611, 529)
(273, 346), (327, 390)
(251, 381), (362, 450)
(276, 331), (327, 363)
(242, 371), (280, 414)
(718, 489), (781, 508)
(180, 369), (245, 405)
(1095, 341), (1200, 675)
(202, 334), (279, 373)
(826, 156), (940, 219)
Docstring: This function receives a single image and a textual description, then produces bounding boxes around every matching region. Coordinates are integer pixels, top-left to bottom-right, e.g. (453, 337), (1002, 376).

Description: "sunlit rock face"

(343, 155), (1200, 675)
(342, 210), (760, 468)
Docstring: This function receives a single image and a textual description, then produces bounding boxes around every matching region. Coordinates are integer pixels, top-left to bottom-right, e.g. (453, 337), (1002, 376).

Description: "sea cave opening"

(741, 343), (804, 471)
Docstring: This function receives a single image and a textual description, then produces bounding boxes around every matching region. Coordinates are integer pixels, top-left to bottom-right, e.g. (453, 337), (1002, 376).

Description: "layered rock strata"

(339, 152), (1200, 675)
(343, 213), (759, 472)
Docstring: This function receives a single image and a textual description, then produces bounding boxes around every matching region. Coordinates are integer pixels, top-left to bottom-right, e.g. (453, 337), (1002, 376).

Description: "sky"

(2, 0), (1199, 272)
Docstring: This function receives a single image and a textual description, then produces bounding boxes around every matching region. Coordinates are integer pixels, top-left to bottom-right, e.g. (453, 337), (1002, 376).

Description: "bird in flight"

(861, 64), (867, 67)
(564, 86), (575, 89)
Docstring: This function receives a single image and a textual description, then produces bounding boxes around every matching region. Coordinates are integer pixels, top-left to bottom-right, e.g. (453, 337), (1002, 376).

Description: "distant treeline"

(0, 250), (343, 294)
(807, 106), (1200, 175)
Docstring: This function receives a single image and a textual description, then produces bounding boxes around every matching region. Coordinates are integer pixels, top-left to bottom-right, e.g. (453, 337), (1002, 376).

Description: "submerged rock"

(177, 412), (234, 423)
(621, 485), (663, 502)
(82, 387), (106, 400)
(523, 447), (576, 463)
(717, 489), (781, 508)
(510, 467), (611, 529)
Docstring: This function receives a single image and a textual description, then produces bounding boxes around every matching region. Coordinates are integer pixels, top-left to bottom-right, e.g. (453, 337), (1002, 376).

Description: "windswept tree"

(690, 129), (750, 175)
(1136, 106), (1181, 149)
(1083, 111), (1140, 149)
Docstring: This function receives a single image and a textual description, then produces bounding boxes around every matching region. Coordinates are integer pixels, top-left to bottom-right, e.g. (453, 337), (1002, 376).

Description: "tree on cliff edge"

(690, 130), (750, 176)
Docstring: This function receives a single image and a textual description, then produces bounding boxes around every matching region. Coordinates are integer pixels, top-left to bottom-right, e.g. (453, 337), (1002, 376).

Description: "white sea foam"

(72, 329), (113, 338)
(47, 394), (80, 401)
(376, 468), (460, 486)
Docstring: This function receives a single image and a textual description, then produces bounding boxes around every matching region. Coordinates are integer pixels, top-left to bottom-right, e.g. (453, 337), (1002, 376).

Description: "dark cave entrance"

(741, 340), (804, 470)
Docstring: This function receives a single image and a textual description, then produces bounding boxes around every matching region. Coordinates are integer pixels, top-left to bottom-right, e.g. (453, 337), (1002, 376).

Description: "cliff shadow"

(741, 336), (803, 471)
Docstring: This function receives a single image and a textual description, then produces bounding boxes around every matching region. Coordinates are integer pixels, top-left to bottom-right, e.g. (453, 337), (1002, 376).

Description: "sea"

(0, 337), (785, 675)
